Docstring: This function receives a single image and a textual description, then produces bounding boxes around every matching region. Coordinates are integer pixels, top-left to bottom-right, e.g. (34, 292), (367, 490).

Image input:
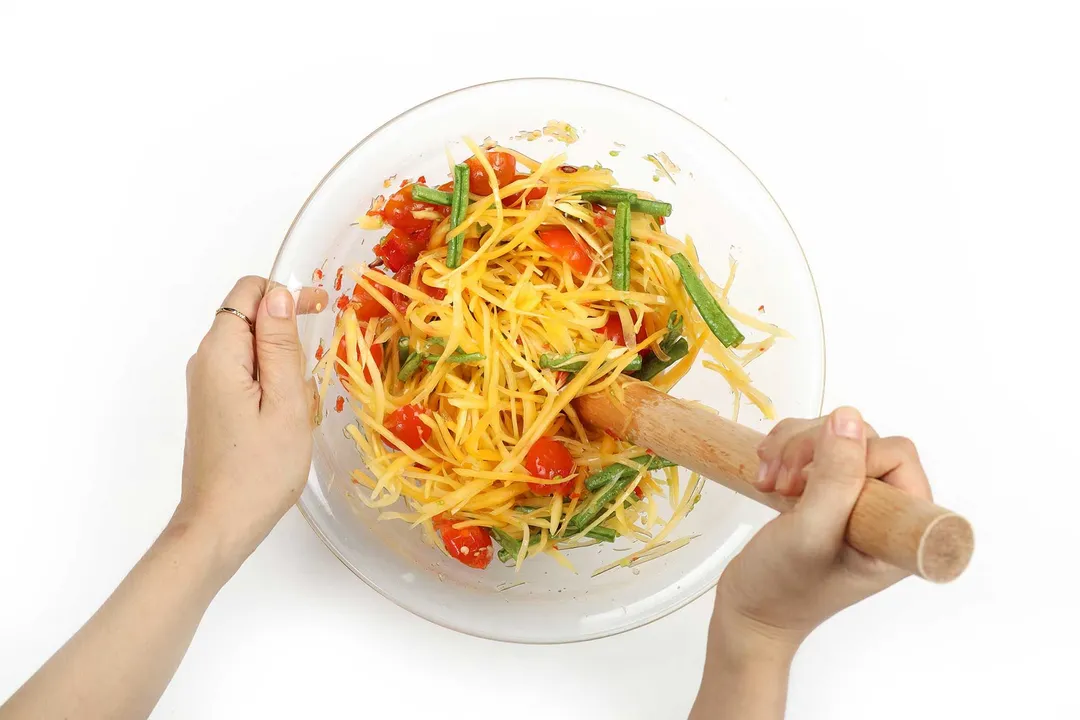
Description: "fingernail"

(266, 288), (292, 319)
(775, 466), (791, 494)
(755, 460), (770, 487)
(830, 407), (863, 440)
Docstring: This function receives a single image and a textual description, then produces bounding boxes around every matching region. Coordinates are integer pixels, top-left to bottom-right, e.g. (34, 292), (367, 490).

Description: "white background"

(2, 1), (1077, 718)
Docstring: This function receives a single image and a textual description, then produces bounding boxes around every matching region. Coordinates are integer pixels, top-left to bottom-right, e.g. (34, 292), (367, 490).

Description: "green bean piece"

(446, 164), (469, 268)
(396, 351), (423, 381)
(612, 200), (632, 291)
(491, 526), (542, 562)
(410, 185), (453, 206)
(671, 253), (745, 347)
(566, 478), (630, 534)
(630, 198), (672, 217)
(397, 337), (410, 366)
(579, 190), (673, 217)
(585, 527), (618, 543)
(424, 352), (486, 364)
(583, 454), (677, 491)
(497, 548), (513, 564)
(539, 352), (642, 374)
(635, 338), (690, 381)
(579, 190), (637, 205)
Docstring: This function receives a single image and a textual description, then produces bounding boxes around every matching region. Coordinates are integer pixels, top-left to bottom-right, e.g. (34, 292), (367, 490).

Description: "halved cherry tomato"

(348, 273), (394, 321)
(390, 262), (447, 314)
(436, 521), (493, 569)
(465, 151), (517, 196)
(335, 335), (384, 385)
(504, 174), (547, 206)
(373, 227), (430, 272)
(536, 226), (594, 275)
(524, 436), (577, 496)
(381, 184), (448, 232)
(385, 403), (432, 450)
(601, 310), (649, 352)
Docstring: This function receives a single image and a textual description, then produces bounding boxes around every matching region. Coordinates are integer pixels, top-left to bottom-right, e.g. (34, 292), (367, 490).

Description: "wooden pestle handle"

(574, 382), (974, 583)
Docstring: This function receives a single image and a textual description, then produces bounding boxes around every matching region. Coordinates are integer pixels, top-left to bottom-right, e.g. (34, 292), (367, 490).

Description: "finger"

(211, 275), (267, 336)
(777, 421), (879, 497)
(753, 417), (819, 492)
(795, 407), (868, 540)
(264, 281), (331, 316)
(866, 436), (933, 501)
(774, 434), (814, 496)
(255, 287), (307, 417)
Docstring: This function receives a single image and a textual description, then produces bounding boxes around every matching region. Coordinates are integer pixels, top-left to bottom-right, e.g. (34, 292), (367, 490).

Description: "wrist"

(162, 507), (249, 585)
(708, 601), (802, 669)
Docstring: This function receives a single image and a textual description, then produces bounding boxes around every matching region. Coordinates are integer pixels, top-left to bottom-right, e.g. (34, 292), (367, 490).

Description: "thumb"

(255, 286), (306, 415)
(795, 406), (868, 541)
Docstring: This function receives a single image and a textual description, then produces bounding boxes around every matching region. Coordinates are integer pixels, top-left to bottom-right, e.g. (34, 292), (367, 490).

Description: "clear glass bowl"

(269, 79), (825, 643)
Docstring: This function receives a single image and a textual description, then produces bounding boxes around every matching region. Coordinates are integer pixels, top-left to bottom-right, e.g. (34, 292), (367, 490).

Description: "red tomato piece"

(438, 522), (493, 569)
(385, 403), (432, 450)
(381, 184), (448, 232)
(600, 310), (649, 352)
(335, 335), (384, 385)
(373, 227), (430, 272)
(536, 226), (594, 275)
(633, 486), (645, 499)
(348, 274), (394, 321)
(504, 174), (547, 206)
(465, 151), (517, 196)
(524, 437), (577, 496)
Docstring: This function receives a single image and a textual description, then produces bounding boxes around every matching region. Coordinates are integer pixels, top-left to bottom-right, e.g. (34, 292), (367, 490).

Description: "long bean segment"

(635, 338), (689, 381)
(411, 185), (453, 206)
(583, 454), (677, 491)
(397, 351), (424, 381)
(579, 190), (672, 217)
(540, 351), (642, 374)
(671, 253), (745, 347)
(492, 525), (616, 562)
(612, 200), (631, 291)
(397, 337), (411, 365)
(446, 163), (469, 268)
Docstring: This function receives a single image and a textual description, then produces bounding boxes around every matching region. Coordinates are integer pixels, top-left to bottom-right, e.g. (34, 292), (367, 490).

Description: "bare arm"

(1, 278), (326, 720)
(1, 519), (231, 719)
(690, 408), (933, 718)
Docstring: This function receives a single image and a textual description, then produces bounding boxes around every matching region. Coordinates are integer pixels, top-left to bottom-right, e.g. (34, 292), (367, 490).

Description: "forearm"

(1, 517), (235, 720)
(689, 609), (797, 720)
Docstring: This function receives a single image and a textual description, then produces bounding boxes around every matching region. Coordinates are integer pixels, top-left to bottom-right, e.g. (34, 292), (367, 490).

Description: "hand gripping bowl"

(269, 79), (825, 643)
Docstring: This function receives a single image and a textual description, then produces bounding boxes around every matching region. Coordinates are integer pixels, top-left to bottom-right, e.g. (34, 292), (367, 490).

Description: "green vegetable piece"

(671, 253), (745, 347)
(579, 190), (637, 205)
(612, 200), (632, 291)
(629, 198), (672, 217)
(539, 352), (641, 374)
(635, 338), (690, 381)
(397, 337), (410, 366)
(410, 185), (453, 206)
(396, 351), (423, 381)
(566, 477), (630, 534)
(424, 351), (485, 364)
(446, 164), (470, 268)
(578, 190), (672, 217)
(583, 454), (677, 491)
(585, 526), (618, 543)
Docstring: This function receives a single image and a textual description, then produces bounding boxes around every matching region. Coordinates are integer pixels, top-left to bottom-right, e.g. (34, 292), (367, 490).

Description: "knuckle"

(258, 332), (299, 355)
(235, 275), (266, 293)
(892, 436), (919, 459)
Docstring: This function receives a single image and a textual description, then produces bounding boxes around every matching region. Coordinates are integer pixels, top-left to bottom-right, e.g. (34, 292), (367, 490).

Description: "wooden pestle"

(574, 382), (974, 583)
